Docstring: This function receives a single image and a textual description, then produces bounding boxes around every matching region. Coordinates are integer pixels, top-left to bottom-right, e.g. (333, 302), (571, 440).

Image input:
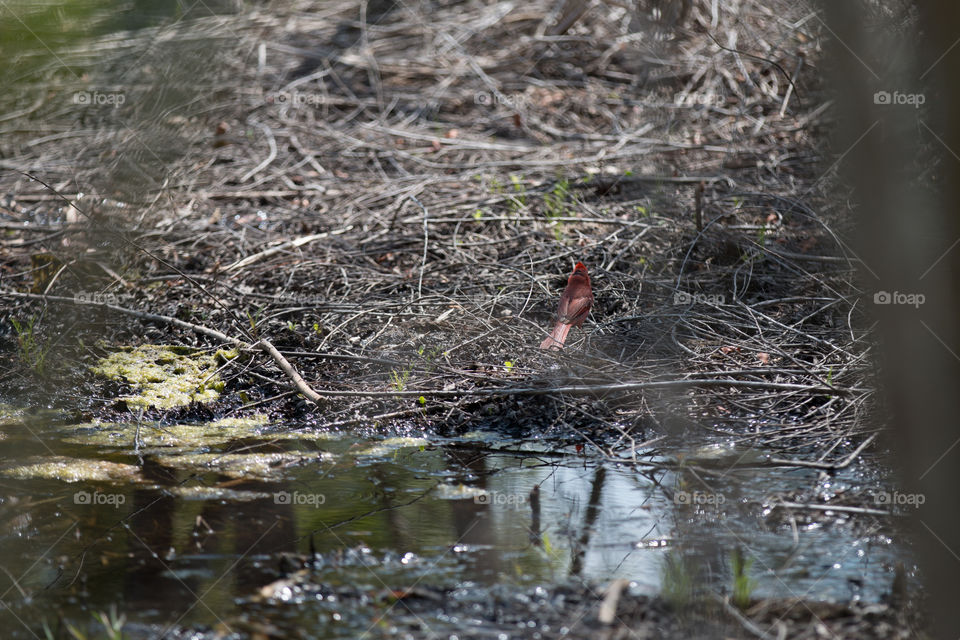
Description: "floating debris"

(61, 417), (269, 452)
(355, 436), (431, 457)
(434, 483), (488, 501)
(164, 486), (272, 501)
(155, 451), (331, 480)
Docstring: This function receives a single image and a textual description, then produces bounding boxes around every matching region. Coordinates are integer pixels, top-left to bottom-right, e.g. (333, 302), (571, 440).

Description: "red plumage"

(540, 261), (594, 350)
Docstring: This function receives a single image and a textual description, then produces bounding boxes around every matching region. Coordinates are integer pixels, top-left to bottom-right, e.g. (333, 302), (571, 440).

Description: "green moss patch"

(165, 486), (272, 501)
(2, 456), (144, 483)
(61, 417), (269, 452)
(91, 345), (238, 409)
(209, 415), (270, 429)
(155, 451), (332, 480)
(355, 436), (431, 457)
(251, 428), (340, 442)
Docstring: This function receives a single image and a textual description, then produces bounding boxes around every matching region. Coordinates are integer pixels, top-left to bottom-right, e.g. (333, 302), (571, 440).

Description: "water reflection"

(0, 414), (908, 637)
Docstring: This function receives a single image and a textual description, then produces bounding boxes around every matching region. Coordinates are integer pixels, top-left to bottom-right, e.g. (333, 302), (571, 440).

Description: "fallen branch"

(278, 378), (859, 399)
(254, 338), (321, 404)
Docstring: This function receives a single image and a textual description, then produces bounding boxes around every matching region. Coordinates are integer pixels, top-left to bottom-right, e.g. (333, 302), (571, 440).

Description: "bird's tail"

(540, 322), (571, 350)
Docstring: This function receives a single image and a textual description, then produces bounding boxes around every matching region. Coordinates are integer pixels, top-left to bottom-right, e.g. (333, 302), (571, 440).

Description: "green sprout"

(509, 174), (527, 212)
(544, 179), (571, 241)
(390, 369), (409, 391)
(544, 179), (570, 218)
(11, 316), (51, 376)
(64, 605), (126, 640)
(246, 307), (264, 335)
(730, 547), (757, 609)
(661, 551), (696, 612)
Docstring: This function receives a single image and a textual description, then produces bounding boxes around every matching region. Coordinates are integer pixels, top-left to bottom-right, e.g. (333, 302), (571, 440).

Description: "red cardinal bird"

(540, 261), (594, 350)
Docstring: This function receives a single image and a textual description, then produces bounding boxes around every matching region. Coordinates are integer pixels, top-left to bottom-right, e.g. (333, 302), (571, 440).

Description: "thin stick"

(410, 195), (429, 302)
(692, 182), (704, 235)
(224, 226), (354, 272)
(240, 121), (279, 182)
(715, 594), (775, 640)
(769, 501), (890, 517)
(768, 433), (877, 470)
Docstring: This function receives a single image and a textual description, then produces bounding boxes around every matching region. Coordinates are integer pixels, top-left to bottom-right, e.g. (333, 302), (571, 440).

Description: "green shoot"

(661, 551), (696, 612)
(390, 368), (410, 392)
(509, 174), (526, 212)
(12, 316), (51, 376)
(544, 179), (570, 241)
(731, 547), (757, 609)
